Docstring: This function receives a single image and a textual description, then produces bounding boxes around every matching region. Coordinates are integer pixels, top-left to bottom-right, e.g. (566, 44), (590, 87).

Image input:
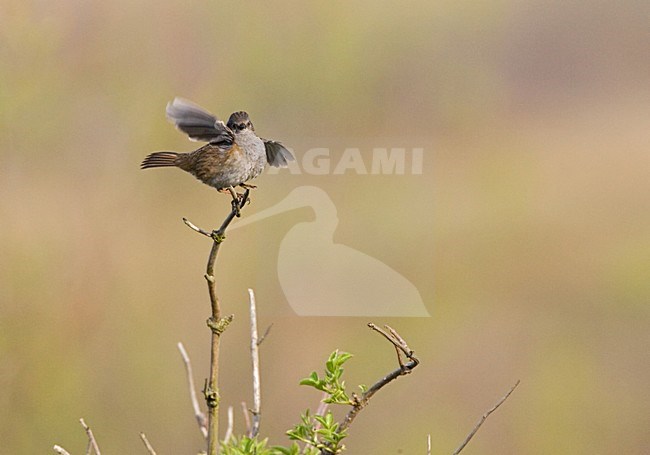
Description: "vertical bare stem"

(185, 190), (250, 455)
(247, 289), (262, 437)
(205, 239), (222, 455)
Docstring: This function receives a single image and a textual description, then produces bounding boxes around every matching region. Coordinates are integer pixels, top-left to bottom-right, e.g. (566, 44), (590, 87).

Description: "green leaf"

(299, 375), (318, 388)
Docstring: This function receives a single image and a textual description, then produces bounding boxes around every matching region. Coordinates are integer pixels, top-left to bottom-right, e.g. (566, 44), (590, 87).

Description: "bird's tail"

(141, 151), (180, 169)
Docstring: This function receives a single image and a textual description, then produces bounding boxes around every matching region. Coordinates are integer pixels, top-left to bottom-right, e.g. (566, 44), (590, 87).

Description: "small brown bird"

(141, 97), (294, 205)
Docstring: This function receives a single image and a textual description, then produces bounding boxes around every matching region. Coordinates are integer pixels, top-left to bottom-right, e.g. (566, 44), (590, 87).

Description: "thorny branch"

(316, 324), (419, 455)
(338, 325), (420, 438)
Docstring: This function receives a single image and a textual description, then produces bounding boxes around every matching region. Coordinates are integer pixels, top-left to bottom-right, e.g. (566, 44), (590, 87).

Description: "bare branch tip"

(53, 445), (72, 455)
(183, 217), (212, 237)
(139, 432), (157, 455)
(452, 380), (521, 455)
(78, 418), (101, 455)
(177, 341), (187, 356)
(182, 217), (197, 229)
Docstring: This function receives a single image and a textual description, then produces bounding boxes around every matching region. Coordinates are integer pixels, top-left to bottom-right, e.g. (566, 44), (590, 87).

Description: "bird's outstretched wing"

(264, 140), (295, 167)
(166, 97), (234, 146)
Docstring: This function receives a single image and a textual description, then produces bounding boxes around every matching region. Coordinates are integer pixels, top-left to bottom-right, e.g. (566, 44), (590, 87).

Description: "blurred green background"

(1, 0), (649, 453)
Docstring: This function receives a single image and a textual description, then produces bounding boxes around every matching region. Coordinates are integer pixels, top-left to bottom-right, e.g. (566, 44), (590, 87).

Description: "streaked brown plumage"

(141, 98), (293, 197)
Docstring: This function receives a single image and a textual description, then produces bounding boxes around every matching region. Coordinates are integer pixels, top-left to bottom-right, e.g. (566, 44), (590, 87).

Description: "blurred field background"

(1, 0), (649, 453)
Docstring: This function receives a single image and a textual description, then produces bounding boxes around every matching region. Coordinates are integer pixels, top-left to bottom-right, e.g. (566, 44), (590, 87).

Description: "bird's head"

(227, 111), (254, 133)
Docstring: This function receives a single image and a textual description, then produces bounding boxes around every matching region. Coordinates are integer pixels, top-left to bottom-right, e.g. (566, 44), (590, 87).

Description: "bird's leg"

(226, 186), (241, 217)
(238, 184), (254, 207)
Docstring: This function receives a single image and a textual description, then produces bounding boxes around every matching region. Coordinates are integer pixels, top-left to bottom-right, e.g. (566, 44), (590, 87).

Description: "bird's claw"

(231, 198), (241, 217)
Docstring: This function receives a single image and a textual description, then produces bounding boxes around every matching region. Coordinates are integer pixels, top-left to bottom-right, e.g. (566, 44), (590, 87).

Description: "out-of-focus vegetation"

(1, 0), (648, 453)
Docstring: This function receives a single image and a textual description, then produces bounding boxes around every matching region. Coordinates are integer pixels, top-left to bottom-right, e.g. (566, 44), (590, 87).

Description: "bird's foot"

(226, 186), (242, 217)
(231, 192), (252, 215)
(233, 200), (242, 217)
